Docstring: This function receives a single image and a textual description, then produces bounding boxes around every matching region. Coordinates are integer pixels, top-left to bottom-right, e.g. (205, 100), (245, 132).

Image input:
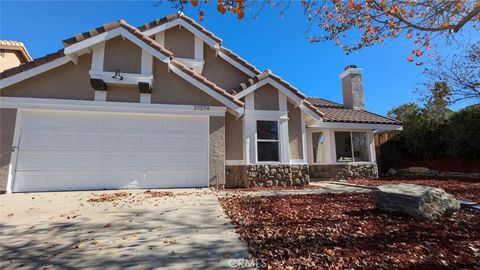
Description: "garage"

(11, 110), (209, 192)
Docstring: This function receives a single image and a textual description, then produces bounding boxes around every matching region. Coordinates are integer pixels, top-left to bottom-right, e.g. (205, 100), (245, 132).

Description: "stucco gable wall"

(164, 26), (195, 59)
(202, 46), (250, 92)
(0, 51), (22, 73)
(151, 58), (222, 106)
(254, 84), (279, 111)
(0, 54), (94, 100)
(103, 36), (142, 74)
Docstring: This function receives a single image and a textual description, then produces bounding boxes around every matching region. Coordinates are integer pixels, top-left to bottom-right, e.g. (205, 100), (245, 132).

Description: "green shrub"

(448, 105), (480, 160)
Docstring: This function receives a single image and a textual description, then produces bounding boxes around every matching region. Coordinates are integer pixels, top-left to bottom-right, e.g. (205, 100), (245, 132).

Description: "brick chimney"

(339, 65), (365, 110)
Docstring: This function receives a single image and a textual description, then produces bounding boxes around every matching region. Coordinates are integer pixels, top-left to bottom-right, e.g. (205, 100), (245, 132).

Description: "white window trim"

(255, 120), (281, 164)
(332, 129), (373, 164)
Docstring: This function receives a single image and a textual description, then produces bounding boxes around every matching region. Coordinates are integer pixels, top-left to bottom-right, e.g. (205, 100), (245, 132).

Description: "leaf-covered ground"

(220, 193), (480, 270)
(348, 177), (480, 202)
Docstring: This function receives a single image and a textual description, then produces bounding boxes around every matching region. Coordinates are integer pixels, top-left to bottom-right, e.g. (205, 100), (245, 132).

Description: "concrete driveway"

(0, 189), (251, 269)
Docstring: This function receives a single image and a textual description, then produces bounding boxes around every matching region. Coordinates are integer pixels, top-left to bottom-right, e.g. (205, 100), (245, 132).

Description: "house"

(0, 13), (401, 193)
(0, 40), (32, 73)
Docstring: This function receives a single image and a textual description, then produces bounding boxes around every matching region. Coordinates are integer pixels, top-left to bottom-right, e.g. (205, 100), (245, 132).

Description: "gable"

(202, 46), (250, 92)
(103, 36), (142, 73)
(151, 58), (222, 106)
(0, 54), (93, 100)
(254, 84), (279, 111)
(164, 26), (195, 59)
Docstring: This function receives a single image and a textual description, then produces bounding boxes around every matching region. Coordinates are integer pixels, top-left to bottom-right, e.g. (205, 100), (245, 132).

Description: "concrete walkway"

(0, 189), (251, 270)
(219, 182), (370, 197)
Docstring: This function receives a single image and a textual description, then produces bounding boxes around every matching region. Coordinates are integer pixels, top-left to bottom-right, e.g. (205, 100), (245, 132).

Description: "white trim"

(89, 70), (153, 86)
(309, 121), (402, 130)
(217, 50), (257, 77)
(339, 67), (363, 79)
(298, 103), (323, 122)
(300, 111), (308, 164)
(0, 97), (227, 117)
(94, 90), (107, 102)
(140, 93), (151, 103)
(0, 56), (71, 89)
(194, 36), (203, 60)
(278, 92), (287, 111)
(141, 50), (153, 75)
(176, 57), (204, 74)
(245, 93), (254, 110)
(155, 31), (165, 45)
(6, 110), (23, 193)
(225, 160), (245, 166)
(235, 78), (303, 105)
(142, 19), (220, 47)
(289, 159), (307, 165)
(244, 109), (288, 120)
(91, 42), (105, 72)
(168, 64), (243, 114)
(64, 27), (170, 64)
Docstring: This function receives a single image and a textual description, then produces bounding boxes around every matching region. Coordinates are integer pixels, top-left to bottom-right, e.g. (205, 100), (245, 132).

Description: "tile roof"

(138, 13), (222, 44)
(306, 97), (401, 125)
(170, 59), (243, 107)
(233, 70), (324, 117)
(0, 49), (65, 80)
(218, 47), (261, 75)
(0, 19), (243, 109)
(0, 40), (33, 62)
(62, 19), (174, 58)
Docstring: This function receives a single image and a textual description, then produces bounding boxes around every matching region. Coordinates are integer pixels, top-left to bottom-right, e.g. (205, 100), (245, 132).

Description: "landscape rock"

(408, 167), (431, 174)
(372, 184), (460, 220)
(387, 168), (397, 176)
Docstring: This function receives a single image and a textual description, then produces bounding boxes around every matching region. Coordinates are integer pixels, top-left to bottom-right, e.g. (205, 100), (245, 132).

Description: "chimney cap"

(344, 64), (357, 71)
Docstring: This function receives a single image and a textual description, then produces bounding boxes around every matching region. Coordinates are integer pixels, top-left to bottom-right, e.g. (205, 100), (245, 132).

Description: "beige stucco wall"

(0, 51), (22, 73)
(1, 54), (94, 100)
(0, 108), (17, 192)
(209, 116), (225, 187)
(151, 59), (222, 106)
(288, 102), (303, 160)
(254, 84), (279, 111)
(103, 36), (142, 74)
(106, 86), (140, 103)
(225, 112), (243, 160)
(164, 27), (194, 59)
(202, 46), (250, 92)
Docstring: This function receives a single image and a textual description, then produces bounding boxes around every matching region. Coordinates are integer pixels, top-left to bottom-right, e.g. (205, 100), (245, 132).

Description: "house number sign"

(193, 105), (210, 111)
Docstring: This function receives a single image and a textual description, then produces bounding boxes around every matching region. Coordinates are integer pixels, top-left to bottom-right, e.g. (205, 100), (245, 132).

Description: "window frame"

(334, 130), (370, 163)
(311, 131), (325, 164)
(255, 120), (280, 163)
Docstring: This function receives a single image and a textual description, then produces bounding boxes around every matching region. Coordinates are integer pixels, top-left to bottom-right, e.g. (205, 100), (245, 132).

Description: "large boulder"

(372, 184), (460, 220)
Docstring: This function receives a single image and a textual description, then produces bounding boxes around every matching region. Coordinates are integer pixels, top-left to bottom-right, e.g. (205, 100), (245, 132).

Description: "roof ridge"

(137, 13), (222, 44)
(0, 40), (33, 62)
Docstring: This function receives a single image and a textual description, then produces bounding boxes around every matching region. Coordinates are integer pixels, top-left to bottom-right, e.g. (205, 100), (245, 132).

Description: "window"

(257, 121), (279, 162)
(312, 132), (325, 163)
(334, 131), (370, 162)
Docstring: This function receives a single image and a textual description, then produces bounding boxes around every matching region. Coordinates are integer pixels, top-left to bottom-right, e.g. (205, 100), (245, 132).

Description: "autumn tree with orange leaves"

(161, 0), (479, 103)
(163, 0), (479, 62)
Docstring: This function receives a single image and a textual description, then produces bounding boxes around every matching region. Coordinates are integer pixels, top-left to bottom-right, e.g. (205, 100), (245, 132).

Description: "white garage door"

(12, 110), (209, 192)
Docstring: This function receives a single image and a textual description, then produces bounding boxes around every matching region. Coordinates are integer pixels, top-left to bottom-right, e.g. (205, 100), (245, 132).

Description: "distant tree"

(161, 0), (480, 63)
(421, 43), (480, 104)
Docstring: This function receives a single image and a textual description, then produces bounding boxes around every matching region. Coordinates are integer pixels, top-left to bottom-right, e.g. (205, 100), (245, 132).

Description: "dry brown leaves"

(220, 193), (480, 270)
(87, 192), (129, 202)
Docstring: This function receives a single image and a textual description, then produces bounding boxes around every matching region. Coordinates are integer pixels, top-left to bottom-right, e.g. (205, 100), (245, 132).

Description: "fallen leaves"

(220, 192), (480, 269)
(87, 192), (129, 203)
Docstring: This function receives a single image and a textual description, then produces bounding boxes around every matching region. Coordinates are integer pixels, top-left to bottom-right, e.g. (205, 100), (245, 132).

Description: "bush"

(449, 105), (480, 160)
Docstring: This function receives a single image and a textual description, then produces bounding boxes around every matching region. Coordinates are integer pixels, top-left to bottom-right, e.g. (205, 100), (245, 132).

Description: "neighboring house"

(0, 40), (32, 73)
(0, 13), (401, 193)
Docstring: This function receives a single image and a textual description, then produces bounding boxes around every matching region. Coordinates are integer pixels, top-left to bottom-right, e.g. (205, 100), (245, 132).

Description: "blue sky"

(0, 1), (472, 115)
